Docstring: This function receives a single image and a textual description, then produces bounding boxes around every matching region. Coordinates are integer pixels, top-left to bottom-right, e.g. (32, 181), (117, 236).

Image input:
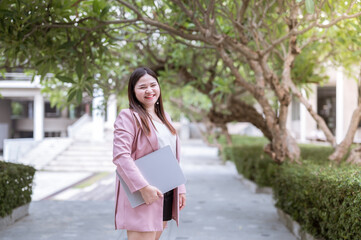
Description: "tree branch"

(261, 8), (361, 56)
(116, 0), (205, 41)
(289, 82), (337, 146)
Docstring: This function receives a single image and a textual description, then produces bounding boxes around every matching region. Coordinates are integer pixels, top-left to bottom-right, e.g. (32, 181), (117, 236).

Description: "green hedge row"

(223, 141), (335, 187)
(227, 144), (278, 187)
(274, 162), (361, 239)
(0, 161), (36, 217)
(222, 136), (361, 239)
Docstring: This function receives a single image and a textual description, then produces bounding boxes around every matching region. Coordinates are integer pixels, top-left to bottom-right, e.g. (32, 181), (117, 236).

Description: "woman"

(113, 67), (186, 240)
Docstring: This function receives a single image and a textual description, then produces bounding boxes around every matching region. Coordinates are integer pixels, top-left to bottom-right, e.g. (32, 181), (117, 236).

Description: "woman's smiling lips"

(145, 94), (156, 100)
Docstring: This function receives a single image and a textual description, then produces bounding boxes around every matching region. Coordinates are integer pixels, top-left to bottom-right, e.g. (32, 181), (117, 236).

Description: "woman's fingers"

(179, 194), (186, 210)
(140, 185), (162, 205)
(157, 189), (163, 198)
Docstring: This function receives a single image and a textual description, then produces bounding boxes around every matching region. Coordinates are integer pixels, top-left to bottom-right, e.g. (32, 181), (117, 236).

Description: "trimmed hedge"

(223, 136), (361, 239)
(220, 135), (268, 163)
(223, 141), (335, 187)
(299, 144), (334, 163)
(274, 162), (361, 239)
(0, 161), (36, 217)
(230, 144), (278, 187)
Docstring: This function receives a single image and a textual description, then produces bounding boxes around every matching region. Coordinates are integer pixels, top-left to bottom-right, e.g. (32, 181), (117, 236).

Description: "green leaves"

(296, 0), (315, 14)
(305, 0), (315, 14)
(92, 0), (104, 14)
(67, 86), (84, 104)
(75, 62), (83, 80)
(100, 5), (110, 19)
(67, 87), (77, 102)
(0, 162), (36, 217)
(274, 159), (361, 239)
(56, 74), (75, 83)
(92, 0), (110, 19)
(296, 0), (314, 14)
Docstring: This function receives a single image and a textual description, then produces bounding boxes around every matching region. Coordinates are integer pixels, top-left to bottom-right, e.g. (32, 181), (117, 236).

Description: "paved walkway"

(0, 139), (296, 240)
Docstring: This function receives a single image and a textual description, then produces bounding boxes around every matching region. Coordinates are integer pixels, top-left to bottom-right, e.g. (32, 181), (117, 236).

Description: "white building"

(287, 67), (361, 143)
(0, 72), (89, 153)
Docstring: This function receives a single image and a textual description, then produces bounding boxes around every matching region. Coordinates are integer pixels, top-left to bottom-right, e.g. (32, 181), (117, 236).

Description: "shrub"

(273, 162), (361, 239)
(0, 162), (36, 217)
(231, 144), (278, 187)
(225, 135), (361, 239)
(221, 145), (234, 161)
(299, 144), (334, 163)
(218, 134), (269, 146)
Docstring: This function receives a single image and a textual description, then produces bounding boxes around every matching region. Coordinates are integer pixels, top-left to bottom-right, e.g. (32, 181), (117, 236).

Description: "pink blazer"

(113, 109), (186, 232)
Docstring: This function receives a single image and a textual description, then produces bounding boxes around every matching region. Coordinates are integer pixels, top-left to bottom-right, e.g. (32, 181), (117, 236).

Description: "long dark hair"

(128, 67), (176, 136)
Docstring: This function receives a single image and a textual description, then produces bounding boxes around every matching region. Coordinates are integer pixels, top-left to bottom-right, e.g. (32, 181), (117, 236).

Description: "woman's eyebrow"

(138, 82), (157, 87)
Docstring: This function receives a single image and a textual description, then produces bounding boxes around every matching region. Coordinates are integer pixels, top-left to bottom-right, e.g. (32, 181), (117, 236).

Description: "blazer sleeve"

(165, 111), (186, 195)
(177, 136), (186, 195)
(113, 109), (149, 193)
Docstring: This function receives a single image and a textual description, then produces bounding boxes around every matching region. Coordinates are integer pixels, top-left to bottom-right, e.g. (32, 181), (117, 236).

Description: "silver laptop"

(116, 145), (186, 208)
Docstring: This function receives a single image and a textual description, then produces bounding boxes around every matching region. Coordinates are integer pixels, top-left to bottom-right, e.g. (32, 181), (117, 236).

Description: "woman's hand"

(139, 185), (163, 205)
(179, 193), (186, 210)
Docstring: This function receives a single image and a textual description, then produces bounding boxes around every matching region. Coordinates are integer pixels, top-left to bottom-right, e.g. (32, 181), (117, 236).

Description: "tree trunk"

(264, 127), (300, 164)
(346, 145), (361, 164)
(329, 101), (361, 162)
(329, 68), (361, 162)
(220, 124), (232, 145)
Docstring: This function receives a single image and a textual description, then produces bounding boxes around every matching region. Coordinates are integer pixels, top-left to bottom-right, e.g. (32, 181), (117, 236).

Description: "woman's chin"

(142, 101), (157, 108)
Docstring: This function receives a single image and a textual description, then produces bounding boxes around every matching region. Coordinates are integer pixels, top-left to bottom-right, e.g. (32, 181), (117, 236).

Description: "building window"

(317, 86), (336, 135)
(68, 104), (86, 119)
(45, 102), (61, 118)
(11, 100), (32, 118)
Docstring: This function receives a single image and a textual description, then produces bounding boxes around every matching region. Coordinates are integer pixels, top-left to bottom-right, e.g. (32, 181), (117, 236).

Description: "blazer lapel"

(132, 110), (159, 152)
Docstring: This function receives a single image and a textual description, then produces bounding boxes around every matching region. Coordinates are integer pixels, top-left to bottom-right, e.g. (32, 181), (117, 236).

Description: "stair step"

(42, 134), (116, 172)
(61, 151), (112, 156)
(48, 160), (114, 166)
(55, 153), (113, 161)
(67, 146), (112, 151)
(50, 156), (113, 162)
(44, 165), (115, 172)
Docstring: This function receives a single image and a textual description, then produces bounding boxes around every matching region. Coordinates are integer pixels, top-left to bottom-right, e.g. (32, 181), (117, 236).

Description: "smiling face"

(134, 74), (160, 109)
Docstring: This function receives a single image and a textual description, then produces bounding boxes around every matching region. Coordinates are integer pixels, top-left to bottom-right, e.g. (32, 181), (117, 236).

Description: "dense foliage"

(223, 136), (361, 239)
(0, 162), (36, 217)
(274, 162), (361, 239)
(1, 1), (361, 161)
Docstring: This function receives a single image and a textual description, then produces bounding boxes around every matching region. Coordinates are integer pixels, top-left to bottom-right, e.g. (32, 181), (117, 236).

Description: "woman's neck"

(145, 105), (155, 115)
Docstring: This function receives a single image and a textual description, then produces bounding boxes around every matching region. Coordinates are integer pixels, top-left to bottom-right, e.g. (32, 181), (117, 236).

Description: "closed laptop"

(116, 145), (186, 208)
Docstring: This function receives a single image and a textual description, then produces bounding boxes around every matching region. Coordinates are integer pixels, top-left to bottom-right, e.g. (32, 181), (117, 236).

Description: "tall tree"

(112, 0), (361, 162)
(2, 1), (361, 163)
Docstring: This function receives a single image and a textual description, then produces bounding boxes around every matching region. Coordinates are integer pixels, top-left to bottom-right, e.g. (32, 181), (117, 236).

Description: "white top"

(152, 120), (177, 157)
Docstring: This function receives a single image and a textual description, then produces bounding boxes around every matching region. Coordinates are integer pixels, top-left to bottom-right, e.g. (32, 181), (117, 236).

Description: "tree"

(112, 0), (361, 163)
(2, 0), (361, 163)
(326, 18), (361, 162)
(0, 0), (135, 105)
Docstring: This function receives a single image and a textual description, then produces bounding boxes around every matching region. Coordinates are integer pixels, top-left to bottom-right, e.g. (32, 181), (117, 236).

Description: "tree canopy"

(1, 0), (361, 162)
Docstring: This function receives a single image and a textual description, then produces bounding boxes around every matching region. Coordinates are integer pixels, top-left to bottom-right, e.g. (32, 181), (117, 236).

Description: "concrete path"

(0, 139), (296, 240)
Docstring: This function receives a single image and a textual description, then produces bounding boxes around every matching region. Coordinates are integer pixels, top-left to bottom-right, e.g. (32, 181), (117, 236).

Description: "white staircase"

(43, 122), (115, 172)
(44, 140), (115, 172)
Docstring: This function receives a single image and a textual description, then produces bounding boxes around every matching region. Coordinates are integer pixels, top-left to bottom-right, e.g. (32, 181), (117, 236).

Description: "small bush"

(299, 144), (334, 163)
(273, 162), (361, 239)
(0, 162), (36, 217)
(218, 135), (269, 146)
(224, 135), (361, 239)
(221, 145), (234, 161)
(231, 145), (278, 187)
